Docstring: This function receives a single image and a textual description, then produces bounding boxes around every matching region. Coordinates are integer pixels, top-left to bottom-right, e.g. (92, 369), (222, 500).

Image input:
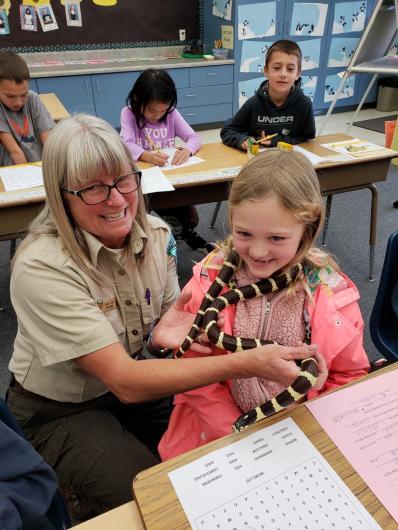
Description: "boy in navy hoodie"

(221, 40), (315, 150)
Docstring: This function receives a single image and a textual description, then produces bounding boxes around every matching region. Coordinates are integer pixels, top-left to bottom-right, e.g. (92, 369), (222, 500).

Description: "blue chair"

(0, 397), (71, 529)
(369, 231), (398, 361)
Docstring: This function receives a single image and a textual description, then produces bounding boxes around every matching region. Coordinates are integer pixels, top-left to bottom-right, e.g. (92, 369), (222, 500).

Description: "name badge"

(98, 298), (117, 313)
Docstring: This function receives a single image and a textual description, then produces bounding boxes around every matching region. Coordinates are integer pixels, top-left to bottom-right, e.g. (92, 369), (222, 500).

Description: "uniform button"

(125, 299), (132, 306)
(132, 329), (138, 336)
(118, 270), (126, 276)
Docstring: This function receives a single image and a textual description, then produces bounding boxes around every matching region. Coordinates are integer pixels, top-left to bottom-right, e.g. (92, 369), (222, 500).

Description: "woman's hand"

(152, 290), (225, 355)
(171, 148), (190, 165)
(241, 343), (326, 388)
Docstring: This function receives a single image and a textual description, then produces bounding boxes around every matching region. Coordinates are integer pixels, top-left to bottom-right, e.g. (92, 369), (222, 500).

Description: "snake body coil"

(177, 250), (318, 432)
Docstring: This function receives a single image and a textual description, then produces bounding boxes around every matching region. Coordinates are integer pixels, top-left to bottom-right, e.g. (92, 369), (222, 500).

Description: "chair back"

(370, 231), (398, 360)
(0, 397), (71, 529)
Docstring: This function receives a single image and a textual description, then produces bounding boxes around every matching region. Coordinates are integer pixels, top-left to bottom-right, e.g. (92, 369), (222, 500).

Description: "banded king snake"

(176, 249), (319, 433)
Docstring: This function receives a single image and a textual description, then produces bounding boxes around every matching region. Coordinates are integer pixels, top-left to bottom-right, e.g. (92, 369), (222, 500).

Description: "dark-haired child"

(221, 39), (315, 151)
(120, 68), (212, 253)
(0, 50), (54, 166)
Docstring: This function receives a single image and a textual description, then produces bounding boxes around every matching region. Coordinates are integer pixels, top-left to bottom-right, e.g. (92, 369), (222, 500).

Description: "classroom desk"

(38, 93), (70, 122)
(133, 363), (398, 530)
(0, 134), (396, 278)
(72, 500), (145, 530)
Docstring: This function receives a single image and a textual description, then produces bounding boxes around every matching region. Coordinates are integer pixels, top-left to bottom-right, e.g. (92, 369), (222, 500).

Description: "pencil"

(145, 131), (161, 152)
(255, 133), (278, 144)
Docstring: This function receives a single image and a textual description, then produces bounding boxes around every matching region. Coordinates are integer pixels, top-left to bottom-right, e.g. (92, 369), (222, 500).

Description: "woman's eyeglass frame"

(61, 170), (142, 205)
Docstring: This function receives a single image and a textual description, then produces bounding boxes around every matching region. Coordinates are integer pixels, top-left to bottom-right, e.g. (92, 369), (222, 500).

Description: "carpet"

(353, 115), (397, 133)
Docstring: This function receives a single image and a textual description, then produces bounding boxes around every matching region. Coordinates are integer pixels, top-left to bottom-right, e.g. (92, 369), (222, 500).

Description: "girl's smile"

(231, 194), (304, 278)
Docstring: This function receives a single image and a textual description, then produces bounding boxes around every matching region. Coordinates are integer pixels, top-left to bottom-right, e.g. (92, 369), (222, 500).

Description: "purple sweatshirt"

(120, 106), (201, 161)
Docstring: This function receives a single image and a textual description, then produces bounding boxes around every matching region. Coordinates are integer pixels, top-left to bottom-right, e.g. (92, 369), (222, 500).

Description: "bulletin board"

(0, 1), (201, 51)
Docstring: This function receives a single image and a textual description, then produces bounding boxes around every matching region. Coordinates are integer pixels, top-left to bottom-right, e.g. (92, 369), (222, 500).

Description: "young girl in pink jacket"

(159, 149), (369, 460)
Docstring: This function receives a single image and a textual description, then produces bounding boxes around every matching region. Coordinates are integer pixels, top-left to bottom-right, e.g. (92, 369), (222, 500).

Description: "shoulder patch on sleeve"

(305, 265), (347, 296)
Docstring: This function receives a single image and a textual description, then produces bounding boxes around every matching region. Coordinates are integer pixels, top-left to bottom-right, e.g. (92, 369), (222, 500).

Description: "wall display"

(37, 3), (58, 32)
(20, 5), (37, 31)
(332, 1), (367, 33)
(328, 36), (360, 66)
(301, 74), (318, 100)
(324, 71), (355, 101)
(0, 9), (10, 34)
(221, 24), (234, 48)
(213, 0), (233, 20)
(240, 40), (273, 72)
(2, 0), (200, 50)
(238, 2), (276, 39)
(238, 76), (263, 107)
(298, 38), (322, 70)
(290, 3), (328, 36)
(65, 0), (82, 27)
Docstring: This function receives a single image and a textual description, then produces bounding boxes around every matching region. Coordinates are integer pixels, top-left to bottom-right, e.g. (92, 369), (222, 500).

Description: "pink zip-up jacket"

(158, 253), (369, 461)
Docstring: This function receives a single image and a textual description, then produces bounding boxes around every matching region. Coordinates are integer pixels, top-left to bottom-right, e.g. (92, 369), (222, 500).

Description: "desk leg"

(321, 194), (333, 246)
(368, 184), (378, 282)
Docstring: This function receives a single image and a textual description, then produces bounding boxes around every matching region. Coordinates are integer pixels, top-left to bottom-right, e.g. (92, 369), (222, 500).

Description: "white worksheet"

(160, 148), (205, 171)
(0, 164), (43, 192)
(140, 166), (174, 194)
(169, 418), (381, 530)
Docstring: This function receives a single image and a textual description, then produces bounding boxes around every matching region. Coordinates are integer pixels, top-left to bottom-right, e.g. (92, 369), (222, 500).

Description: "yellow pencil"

(255, 133), (278, 144)
(145, 131), (161, 152)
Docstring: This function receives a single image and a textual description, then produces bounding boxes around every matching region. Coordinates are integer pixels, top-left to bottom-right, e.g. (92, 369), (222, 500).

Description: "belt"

(9, 377), (48, 401)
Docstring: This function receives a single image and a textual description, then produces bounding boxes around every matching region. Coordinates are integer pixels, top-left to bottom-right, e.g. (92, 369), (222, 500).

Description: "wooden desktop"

(133, 363), (397, 530)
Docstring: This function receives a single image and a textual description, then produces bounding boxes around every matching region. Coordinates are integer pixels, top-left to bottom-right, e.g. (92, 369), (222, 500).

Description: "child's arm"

(0, 132), (28, 165)
(171, 109), (201, 165)
(39, 130), (50, 146)
(120, 107), (168, 166)
(220, 103), (251, 150)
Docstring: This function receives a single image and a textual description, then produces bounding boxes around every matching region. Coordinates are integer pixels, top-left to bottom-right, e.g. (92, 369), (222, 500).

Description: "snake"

(176, 249), (319, 433)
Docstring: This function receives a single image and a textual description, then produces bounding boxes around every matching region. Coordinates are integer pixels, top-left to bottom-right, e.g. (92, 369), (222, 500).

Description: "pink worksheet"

(306, 370), (398, 522)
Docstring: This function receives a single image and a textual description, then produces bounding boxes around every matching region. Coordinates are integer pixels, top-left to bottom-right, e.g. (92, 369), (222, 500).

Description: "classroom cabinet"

(36, 75), (96, 117)
(35, 64), (234, 128)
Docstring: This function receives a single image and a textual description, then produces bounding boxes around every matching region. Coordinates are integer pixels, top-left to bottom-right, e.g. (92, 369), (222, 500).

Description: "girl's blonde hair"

(13, 113), (149, 284)
(219, 149), (337, 281)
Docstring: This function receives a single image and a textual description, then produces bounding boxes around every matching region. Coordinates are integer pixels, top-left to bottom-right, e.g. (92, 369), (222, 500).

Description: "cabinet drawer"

(179, 103), (232, 125)
(189, 65), (233, 87)
(167, 68), (189, 88)
(178, 84), (233, 108)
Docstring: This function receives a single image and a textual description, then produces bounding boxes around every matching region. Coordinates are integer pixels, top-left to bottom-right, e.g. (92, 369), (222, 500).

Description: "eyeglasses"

(61, 171), (142, 205)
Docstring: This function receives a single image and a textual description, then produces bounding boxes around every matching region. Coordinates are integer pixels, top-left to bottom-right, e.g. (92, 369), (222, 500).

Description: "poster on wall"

(298, 39), (321, 70)
(238, 3), (276, 39)
(238, 77), (263, 107)
(301, 75), (317, 100)
(213, 0), (232, 21)
(324, 72), (355, 102)
(65, 0), (82, 26)
(0, 9), (10, 34)
(240, 40), (273, 72)
(328, 37), (359, 67)
(332, 1), (366, 33)
(290, 3), (328, 36)
(37, 3), (58, 31)
(20, 5), (38, 31)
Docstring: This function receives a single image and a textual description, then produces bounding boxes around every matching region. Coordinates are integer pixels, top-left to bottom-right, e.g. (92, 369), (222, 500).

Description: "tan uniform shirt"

(9, 215), (179, 402)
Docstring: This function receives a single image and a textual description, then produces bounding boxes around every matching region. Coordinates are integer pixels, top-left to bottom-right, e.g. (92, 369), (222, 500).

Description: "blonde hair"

(218, 149), (337, 285)
(13, 114), (149, 284)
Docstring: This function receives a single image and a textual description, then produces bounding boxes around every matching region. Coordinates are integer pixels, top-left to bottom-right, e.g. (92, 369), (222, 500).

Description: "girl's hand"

(140, 150), (169, 166)
(171, 148), (190, 165)
(152, 290), (225, 355)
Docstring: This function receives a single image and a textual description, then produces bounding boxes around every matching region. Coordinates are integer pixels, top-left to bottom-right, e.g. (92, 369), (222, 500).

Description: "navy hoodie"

(221, 79), (315, 149)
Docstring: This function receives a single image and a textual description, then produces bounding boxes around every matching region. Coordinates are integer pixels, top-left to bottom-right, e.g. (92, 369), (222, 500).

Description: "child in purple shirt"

(121, 69), (212, 253)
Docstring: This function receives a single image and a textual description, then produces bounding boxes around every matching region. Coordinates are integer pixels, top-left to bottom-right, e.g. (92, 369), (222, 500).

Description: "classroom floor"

(1, 107), (397, 396)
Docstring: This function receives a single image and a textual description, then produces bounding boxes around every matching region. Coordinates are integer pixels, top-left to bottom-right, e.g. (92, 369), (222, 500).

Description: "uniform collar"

(79, 222), (148, 267)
